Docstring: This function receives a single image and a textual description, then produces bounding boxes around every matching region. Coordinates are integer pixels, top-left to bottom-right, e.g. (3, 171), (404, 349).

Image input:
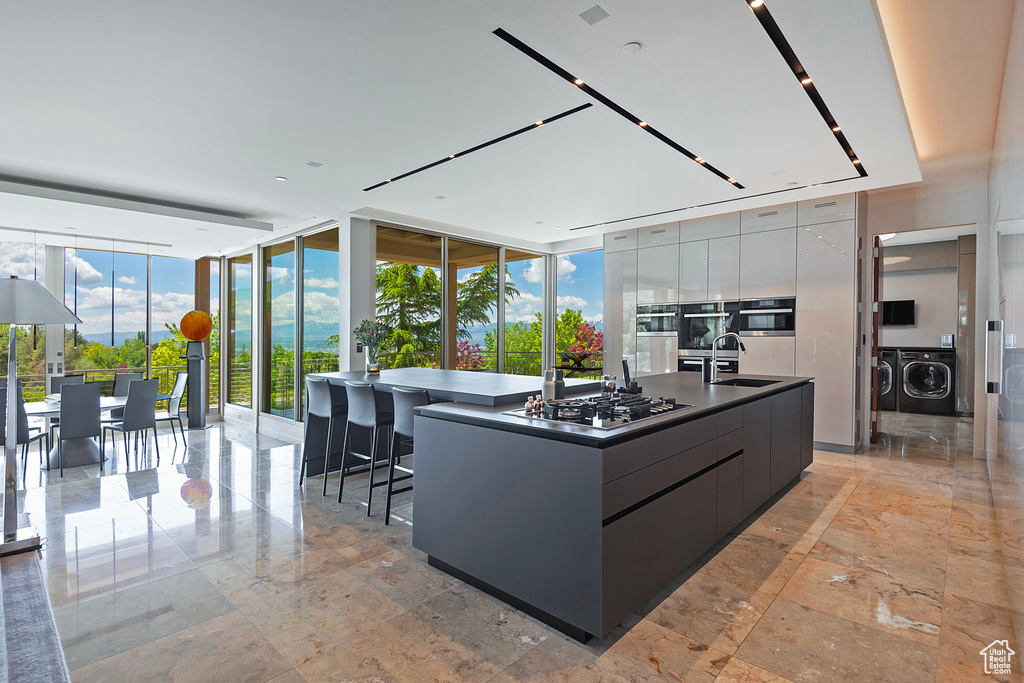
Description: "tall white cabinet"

(603, 234), (638, 378)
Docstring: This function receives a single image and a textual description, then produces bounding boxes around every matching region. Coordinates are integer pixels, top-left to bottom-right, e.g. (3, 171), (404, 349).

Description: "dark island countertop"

(307, 367), (601, 407)
(416, 372), (812, 447)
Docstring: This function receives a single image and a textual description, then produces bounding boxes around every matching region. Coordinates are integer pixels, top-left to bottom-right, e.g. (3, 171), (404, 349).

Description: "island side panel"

(412, 415), (605, 636)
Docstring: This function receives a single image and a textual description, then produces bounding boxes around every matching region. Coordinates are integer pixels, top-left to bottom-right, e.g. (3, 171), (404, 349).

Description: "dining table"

(26, 393), (172, 468)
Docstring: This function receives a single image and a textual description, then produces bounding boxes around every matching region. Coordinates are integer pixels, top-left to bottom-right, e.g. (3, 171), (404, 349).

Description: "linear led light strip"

(745, 0), (866, 177)
(493, 28), (744, 189)
(363, 103), (593, 191)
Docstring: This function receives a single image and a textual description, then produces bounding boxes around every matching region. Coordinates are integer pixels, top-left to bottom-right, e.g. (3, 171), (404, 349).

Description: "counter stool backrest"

(344, 381), (380, 428)
(113, 372), (144, 397)
(59, 383), (101, 440)
(391, 386), (429, 439)
(49, 375), (84, 394)
(305, 377), (333, 419)
(121, 379), (159, 431)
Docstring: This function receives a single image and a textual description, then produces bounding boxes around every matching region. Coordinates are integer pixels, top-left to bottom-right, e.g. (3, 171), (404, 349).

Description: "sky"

(505, 251), (604, 326)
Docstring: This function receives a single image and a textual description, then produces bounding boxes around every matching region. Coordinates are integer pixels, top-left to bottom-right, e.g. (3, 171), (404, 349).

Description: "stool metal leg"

(366, 424), (379, 516)
(336, 422), (351, 503)
(385, 431), (397, 525)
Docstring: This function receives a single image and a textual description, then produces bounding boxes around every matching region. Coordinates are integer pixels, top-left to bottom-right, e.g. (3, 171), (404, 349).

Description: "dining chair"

(106, 372), (144, 423)
(0, 379), (50, 477)
(47, 375), (84, 443)
(102, 378), (160, 469)
(382, 386), (428, 524)
(301, 377), (345, 489)
(155, 371), (188, 447)
(56, 382), (103, 478)
(336, 381), (394, 508)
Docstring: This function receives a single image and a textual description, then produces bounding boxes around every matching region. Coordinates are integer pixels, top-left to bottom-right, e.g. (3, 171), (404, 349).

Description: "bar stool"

(384, 386), (428, 525)
(338, 381), (393, 508)
(299, 377), (344, 489)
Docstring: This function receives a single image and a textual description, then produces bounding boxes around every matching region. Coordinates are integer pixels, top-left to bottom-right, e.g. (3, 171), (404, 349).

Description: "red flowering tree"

(456, 340), (485, 369)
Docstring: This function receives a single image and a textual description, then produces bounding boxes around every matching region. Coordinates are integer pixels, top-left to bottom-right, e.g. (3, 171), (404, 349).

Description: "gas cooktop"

(503, 394), (693, 430)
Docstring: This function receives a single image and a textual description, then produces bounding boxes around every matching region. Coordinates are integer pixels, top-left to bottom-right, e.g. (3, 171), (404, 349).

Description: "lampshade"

(0, 276), (82, 325)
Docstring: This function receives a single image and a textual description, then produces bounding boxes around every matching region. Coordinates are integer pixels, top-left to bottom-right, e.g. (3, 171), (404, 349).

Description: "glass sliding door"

(375, 226), (443, 369)
(502, 250), (544, 376)
(262, 242), (296, 417)
(555, 250), (604, 378)
(150, 255), (195, 397)
(300, 227), (340, 413)
(448, 239), (499, 370)
(227, 254), (253, 407)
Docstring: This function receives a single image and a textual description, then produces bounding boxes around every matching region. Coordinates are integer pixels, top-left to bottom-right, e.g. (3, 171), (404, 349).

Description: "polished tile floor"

(13, 410), (1023, 682)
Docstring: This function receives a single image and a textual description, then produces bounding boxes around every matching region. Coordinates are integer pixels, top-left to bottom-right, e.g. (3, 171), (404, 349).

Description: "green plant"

(353, 319), (388, 362)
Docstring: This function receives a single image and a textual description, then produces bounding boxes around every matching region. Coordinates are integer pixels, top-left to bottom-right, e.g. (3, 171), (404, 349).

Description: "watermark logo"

(980, 640), (1015, 676)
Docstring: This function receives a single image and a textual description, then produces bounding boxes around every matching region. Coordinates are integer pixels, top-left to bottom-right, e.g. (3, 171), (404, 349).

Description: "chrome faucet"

(710, 333), (747, 383)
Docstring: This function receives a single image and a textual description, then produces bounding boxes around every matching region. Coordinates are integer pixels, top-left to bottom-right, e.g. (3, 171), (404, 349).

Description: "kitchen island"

(412, 371), (813, 641)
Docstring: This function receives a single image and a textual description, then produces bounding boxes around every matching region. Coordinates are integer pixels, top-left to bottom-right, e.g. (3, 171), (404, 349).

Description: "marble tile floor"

(11, 411), (1023, 681)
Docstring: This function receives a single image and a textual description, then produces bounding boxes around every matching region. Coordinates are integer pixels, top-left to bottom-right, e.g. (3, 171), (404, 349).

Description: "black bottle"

(554, 368), (565, 399)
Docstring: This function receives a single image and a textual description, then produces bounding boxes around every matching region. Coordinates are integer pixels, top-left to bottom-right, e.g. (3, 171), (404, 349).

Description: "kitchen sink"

(711, 378), (781, 388)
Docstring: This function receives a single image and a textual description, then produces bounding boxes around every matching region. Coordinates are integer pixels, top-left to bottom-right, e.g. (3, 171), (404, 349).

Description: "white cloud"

(303, 291), (340, 324)
(64, 249), (104, 285)
(521, 259), (544, 283)
(556, 295), (588, 310)
(118, 275), (138, 285)
(594, 300), (603, 310)
(0, 242), (44, 280)
(304, 277), (338, 289)
(556, 255), (576, 282)
(583, 314), (604, 324)
(270, 291), (294, 325)
(266, 266), (290, 282)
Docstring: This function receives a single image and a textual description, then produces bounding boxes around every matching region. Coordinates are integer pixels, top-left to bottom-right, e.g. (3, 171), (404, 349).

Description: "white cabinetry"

(636, 243), (679, 304)
(739, 227), (796, 298)
(797, 195), (856, 226)
(605, 230), (637, 253)
(603, 249), (638, 376)
(678, 240), (709, 302)
(739, 337), (795, 376)
(636, 222), (680, 246)
(741, 203), (798, 233)
(707, 236), (740, 301)
(636, 336), (677, 376)
(796, 219), (858, 446)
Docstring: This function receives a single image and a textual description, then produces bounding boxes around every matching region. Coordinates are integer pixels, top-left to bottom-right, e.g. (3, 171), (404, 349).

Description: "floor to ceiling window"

(501, 250), (544, 376)
(300, 228), (340, 413)
(150, 255), (196, 395)
(0, 240), (46, 400)
(375, 226), (443, 369)
(555, 250), (604, 378)
(262, 241), (296, 417)
(227, 254), (253, 408)
(448, 239), (499, 371)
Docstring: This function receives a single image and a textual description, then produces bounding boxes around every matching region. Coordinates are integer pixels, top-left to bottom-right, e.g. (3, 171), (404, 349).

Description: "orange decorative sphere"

(180, 310), (213, 341)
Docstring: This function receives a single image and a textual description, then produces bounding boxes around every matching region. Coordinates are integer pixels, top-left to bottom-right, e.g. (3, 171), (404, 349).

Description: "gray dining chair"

(56, 382), (103, 478)
(106, 372), (144, 422)
(155, 371), (188, 447)
(0, 379), (50, 477)
(48, 374), (84, 443)
(383, 386), (428, 524)
(102, 378), (160, 468)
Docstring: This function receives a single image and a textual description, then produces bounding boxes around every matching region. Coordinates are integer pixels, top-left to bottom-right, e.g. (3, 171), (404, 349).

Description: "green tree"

(375, 263), (442, 367)
(118, 331), (148, 368)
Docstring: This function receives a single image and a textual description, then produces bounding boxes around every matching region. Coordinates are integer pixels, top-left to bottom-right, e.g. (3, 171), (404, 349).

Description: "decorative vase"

(366, 347), (381, 374)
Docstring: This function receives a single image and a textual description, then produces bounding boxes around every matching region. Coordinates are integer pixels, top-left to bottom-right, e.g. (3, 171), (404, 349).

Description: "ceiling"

(0, 0), (924, 256)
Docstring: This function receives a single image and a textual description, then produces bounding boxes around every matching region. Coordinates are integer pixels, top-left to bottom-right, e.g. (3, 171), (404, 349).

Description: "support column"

(339, 219), (375, 371)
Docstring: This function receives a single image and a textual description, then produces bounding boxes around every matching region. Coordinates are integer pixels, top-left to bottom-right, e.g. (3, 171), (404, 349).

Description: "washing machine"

(878, 348), (898, 411)
(898, 349), (956, 415)
(1000, 348), (1024, 422)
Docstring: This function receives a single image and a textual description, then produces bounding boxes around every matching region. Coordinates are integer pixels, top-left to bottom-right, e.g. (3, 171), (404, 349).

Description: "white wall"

(879, 268), (958, 348)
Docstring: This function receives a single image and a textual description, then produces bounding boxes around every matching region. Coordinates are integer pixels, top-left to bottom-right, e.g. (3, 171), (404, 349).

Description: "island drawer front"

(717, 406), (743, 435)
(602, 415), (717, 483)
(602, 439), (717, 519)
(718, 428), (743, 462)
(602, 469), (717, 634)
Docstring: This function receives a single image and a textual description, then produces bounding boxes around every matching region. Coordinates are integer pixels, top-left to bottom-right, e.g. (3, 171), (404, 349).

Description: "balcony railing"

(1, 365), (221, 406)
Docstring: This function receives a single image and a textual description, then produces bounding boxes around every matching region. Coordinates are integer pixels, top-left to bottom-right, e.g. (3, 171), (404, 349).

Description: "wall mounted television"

(882, 300), (916, 326)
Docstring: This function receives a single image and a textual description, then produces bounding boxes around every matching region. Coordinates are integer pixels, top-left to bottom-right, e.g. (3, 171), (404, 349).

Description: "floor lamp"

(1, 275), (81, 557)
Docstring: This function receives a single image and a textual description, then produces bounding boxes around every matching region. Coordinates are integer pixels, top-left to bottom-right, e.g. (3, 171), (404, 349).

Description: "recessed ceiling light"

(555, 226), (563, 230)
(536, 121), (544, 126)
(306, 161), (323, 168)
(622, 42), (641, 54)
(800, 75), (812, 85)
(448, 155), (455, 159)
(749, 0), (764, 7)
(275, 176), (288, 182)
(535, 221), (544, 224)
(638, 121), (647, 127)
(852, 158), (861, 164)
(574, 78), (584, 86)
(386, 179), (392, 183)
(786, 181), (799, 186)
(695, 157), (705, 164)
(197, 227), (208, 232)
(832, 125), (841, 132)
(65, 227), (76, 231)
(727, 177), (737, 183)
(435, 195), (447, 200)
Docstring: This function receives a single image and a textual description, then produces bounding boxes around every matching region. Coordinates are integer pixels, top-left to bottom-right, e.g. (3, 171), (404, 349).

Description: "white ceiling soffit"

(0, 0), (918, 252)
(882, 224), (976, 246)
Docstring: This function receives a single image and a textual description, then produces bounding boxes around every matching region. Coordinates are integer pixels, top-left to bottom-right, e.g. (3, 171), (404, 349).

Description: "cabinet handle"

(651, 229), (666, 234)
(986, 320), (1004, 393)
(758, 211), (778, 217)
(614, 235), (628, 241)
(814, 201), (838, 209)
